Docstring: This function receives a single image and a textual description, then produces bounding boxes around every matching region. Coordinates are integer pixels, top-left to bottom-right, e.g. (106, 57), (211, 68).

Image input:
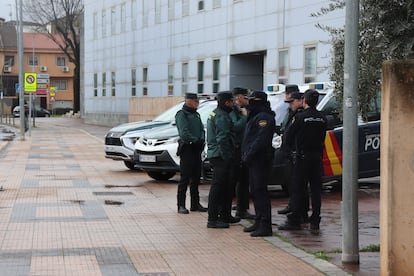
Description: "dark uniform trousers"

(208, 157), (232, 222)
(228, 147), (250, 215)
(289, 152), (323, 225)
(248, 156), (272, 231)
(177, 144), (202, 209)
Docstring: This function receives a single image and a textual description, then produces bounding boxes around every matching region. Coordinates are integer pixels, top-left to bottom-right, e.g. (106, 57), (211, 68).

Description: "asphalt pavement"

(0, 117), (379, 275)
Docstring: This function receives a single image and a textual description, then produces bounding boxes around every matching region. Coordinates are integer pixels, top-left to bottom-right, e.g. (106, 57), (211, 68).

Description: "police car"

(268, 83), (381, 192)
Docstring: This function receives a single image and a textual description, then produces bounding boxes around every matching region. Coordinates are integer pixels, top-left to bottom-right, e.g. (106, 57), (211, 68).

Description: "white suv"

(133, 100), (217, 180)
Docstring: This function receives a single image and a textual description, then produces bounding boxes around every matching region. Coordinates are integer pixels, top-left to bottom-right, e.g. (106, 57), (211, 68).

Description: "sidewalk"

(0, 118), (364, 275)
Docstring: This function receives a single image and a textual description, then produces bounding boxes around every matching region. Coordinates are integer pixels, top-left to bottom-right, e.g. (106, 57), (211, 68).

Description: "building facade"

(83, 0), (345, 126)
(0, 22), (74, 114)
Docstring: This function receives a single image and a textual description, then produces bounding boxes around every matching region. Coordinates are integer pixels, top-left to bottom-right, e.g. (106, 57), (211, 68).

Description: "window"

(111, 6), (116, 35)
(131, 68), (136, 96)
(182, 0), (189, 16)
(28, 55), (38, 66)
(143, 1), (150, 27)
(102, 72), (106, 96)
(120, 3), (126, 32)
(182, 62), (188, 95)
(168, 0), (175, 20)
(93, 12), (98, 39)
(131, 0), (137, 30)
(168, 64), (174, 95)
(213, 59), (220, 93)
(278, 49), (288, 84)
(197, 61), (204, 93)
(93, 73), (98, 97)
(304, 45), (317, 83)
(143, 67), (148, 96)
(155, 0), (161, 24)
(198, 1), (204, 11)
(102, 9), (106, 38)
(56, 56), (66, 66)
(111, 72), (116, 96)
(52, 80), (67, 91)
(4, 56), (14, 66)
(143, 67), (148, 83)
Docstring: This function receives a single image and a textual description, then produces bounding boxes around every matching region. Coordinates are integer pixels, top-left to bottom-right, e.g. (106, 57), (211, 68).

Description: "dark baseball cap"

(285, 84), (300, 94)
(247, 91), (267, 101)
(284, 92), (303, 103)
(217, 91), (234, 102)
(185, 93), (198, 100)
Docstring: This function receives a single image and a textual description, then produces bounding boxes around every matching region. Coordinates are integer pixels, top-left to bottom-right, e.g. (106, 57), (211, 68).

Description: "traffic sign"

(24, 72), (37, 92)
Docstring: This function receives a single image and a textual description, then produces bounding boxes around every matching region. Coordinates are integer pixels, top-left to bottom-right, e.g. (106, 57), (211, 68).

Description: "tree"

(312, 0), (414, 120)
(24, 0), (84, 113)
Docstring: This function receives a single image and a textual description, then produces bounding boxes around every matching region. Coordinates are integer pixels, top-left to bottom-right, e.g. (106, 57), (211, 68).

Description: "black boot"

(191, 203), (208, 212)
(178, 206), (189, 214)
(309, 215), (321, 235)
(177, 193), (188, 214)
(243, 220), (259, 232)
(277, 205), (291, 215)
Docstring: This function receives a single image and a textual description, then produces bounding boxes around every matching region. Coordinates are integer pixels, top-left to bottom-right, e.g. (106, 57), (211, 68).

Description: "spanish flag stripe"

(324, 132), (343, 175)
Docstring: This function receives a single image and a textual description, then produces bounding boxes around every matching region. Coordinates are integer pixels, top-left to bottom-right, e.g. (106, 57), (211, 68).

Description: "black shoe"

(190, 204), (208, 212)
(243, 223), (258, 233)
(310, 223), (320, 235)
(222, 216), (241, 224)
(278, 221), (302, 230)
(250, 228), (273, 237)
(177, 206), (189, 214)
(207, 221), (229, 229)
(231, 205), (237, 210)
(277, 206), (291, 215)
(236, 210), (255, 219)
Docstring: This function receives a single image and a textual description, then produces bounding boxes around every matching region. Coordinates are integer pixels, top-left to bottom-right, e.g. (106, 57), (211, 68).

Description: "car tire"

(123, 161), (137, 170)
(147, 171), (176, 181)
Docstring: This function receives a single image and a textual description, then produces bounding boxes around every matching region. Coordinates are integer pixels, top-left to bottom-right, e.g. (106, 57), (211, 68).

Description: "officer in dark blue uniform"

(241, 91), (276, 237)
(278, 89), (327, 234)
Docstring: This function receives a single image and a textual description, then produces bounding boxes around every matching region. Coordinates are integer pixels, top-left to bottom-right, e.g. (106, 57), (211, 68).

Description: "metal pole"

(341, 0), (360, 264)
(17, 0), (25, 140)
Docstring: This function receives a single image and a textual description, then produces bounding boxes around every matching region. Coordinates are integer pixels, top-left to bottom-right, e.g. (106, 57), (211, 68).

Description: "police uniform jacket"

(284, 106), (327, 154)
(207, 106), (234, 161)
(175, 104), (205, 145)
(241, 104), (276, 165)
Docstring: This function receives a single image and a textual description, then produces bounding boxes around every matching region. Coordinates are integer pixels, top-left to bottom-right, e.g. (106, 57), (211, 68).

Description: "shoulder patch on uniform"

(258, 120), (268, 127)
(208, 111), (216, 119)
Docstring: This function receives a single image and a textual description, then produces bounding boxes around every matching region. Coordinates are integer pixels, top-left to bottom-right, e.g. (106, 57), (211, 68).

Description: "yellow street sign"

(24, 72), (37, 92)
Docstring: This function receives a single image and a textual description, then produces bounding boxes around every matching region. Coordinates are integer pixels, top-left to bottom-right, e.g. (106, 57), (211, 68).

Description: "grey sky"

(0, 0), (15, 21)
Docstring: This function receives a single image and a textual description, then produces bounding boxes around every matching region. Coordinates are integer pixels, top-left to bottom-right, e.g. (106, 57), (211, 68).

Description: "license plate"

(139, 155), (156, 162)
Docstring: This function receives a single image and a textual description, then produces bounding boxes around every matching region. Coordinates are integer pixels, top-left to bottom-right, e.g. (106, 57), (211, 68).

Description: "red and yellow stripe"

(323, 131), (343, 176)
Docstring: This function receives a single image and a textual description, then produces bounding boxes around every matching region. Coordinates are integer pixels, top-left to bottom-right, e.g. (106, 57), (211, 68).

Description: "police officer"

(277, 91), (306, 215)
(278, 89), (327, 234)
(228, 87), (254, 220)
(278, 84), (300, 135)
(206, 91), (235, 228)
(241, 91), (276, 237)
(175, 93), (207, 214)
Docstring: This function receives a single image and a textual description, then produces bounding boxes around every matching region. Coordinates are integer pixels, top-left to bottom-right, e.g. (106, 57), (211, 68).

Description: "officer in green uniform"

(206, 91), (236, 228)
(175, 93), (207, 214)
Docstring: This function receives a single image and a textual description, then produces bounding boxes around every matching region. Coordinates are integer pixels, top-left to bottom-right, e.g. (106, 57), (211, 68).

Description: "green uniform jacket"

(175, 104), (205, 144)
(229, 106), (248, 147)
(207, 106), (234, 161)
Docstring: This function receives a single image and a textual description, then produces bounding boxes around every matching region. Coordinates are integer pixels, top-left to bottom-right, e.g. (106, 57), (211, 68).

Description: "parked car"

(133, 99), (217, 180)
(268, 85), (381, 192)
(13, 105), (51, 117)
(105, 97), (214, 170)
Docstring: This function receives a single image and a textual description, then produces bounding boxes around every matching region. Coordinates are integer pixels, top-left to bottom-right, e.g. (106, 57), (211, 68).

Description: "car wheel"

(147, 171), (176, 181)
(123, 161), (137, 170)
